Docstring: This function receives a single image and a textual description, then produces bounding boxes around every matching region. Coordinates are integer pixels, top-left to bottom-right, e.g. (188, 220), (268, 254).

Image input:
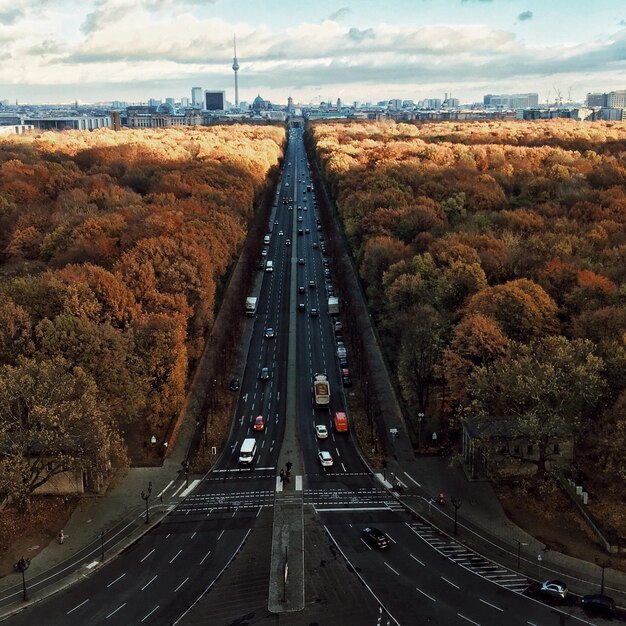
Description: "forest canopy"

(311, 118), (626, 484)
(0, 125), (284, 504)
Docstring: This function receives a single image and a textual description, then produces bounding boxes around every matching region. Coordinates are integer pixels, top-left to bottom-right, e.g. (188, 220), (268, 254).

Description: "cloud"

(517, 10), (533, 22)
(620, 19), (626, 26)
(328, 7), (350, 21)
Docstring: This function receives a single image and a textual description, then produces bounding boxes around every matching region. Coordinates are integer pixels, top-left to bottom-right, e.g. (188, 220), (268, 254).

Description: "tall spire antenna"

(232, 33), (240, 108)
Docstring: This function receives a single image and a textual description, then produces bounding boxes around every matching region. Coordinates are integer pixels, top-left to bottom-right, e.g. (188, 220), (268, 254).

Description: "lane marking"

(67, 599), (89, 614)
(199, 550), (211, 565)
(140, 548), (155, 563)
(174, 577), (189, 593)
(441, 576), (460, 589)
(141, 606), (159, 623)
(458, 614), (481, 625)
(106, 603), (126, 619)
(157, 480), (174, 498)
(107, 573), (126, 588)
(403, 471), (421, 488)
(415, 587), (436, 602)
(480, 599), (503, 612)
(410, 554), (425, 566)
(384, 562), (400, 576)
(169, 549), (182, 564)
(141, 575), (157, 591)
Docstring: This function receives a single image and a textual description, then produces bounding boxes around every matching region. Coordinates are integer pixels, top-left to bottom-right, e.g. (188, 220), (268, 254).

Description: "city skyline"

(1, 0), (625, 105)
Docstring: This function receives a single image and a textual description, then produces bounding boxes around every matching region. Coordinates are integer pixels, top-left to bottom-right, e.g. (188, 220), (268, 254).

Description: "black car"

(228, 377), (240, 391)
(580, 594), (615, 615)
(362, 527), (389, 549)
(338, 356), (348, 367)
(342, 375), (352, 387)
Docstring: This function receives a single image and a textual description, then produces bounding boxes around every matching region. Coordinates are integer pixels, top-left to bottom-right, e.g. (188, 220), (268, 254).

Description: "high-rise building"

(205, 91), (225, 111)
(605, 90), (626, 108)
(484, 93), (539, 108)
(165, 97), (175, 106)
(585, 93), (604, 107)
(148, 98), (161, 108)
(180, 97), (189, 107)
(232, 34), (240, 108)
(191, 87), (203, 108)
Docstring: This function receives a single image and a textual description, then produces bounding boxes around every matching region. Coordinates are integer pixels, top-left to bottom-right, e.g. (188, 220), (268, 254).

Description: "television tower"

(232, 34), (239, 108)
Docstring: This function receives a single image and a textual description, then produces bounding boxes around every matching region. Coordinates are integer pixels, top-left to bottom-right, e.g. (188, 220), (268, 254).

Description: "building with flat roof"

(205, 91), (225, 111)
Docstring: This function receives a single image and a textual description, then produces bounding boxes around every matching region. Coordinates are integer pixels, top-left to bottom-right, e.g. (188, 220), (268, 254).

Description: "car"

(305, 228), (310, 234)
(580, 594), (615, 615)
(310, 308), (318, 316)
(265, 327), (275, 339)
(338, 356), (348, 367)
(308, 280), (315, 288)
(315, 424), (329, 439)
(324, 269), (331, 277)
(298, 303), (305, 312)
(317, 225), (322, 231)
(334, 322), (343, 333)
(285, 239), (291, 246)
(362, 527), (390, 549)
(341, 367), (350, 377)
(278, 230), (284, 236)
(298, 229), (303, 236)
(259, 367), (270, 380)
(253, 415), (265, 431)
(297, 205), (302, 210)
(312, 242), (319, 249)
(285, 182), (289, 187)
(342, 375), (352, 387)
(298, 258), (305, 265)
(298, 286), (305, 294)
(298, 216), (303, 222)
(540, 580), (568, 600)
(228, 377), (240, 391)
(335, 334), (344, 343)
(318, 450), (333, 467)
(261, 248), (268, 257)
(274, 220), (279, 225)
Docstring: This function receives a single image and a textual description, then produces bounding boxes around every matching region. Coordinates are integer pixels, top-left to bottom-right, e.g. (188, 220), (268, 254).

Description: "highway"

(1, 124), (610, 626)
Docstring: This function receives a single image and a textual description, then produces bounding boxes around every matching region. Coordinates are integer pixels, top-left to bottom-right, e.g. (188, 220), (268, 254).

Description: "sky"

(1, 0), (625, 106)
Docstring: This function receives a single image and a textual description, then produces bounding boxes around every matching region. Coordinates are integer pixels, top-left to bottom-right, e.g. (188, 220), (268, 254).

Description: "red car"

(253, 415), (265, 431)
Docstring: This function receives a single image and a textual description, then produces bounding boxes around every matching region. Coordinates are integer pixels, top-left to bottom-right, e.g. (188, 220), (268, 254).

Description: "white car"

(318, 450), (333, 467)
(278, 230), (284, 236)
(315, 425), (329, 439)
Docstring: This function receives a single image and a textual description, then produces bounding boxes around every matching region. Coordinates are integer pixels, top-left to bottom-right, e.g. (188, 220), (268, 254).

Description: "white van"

(239, 438), (257, 465)
(265, 260), (274, 272)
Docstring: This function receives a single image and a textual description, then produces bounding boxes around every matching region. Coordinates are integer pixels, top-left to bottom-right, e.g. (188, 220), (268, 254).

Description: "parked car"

(540, 580), (568, 601)
(580, 594), (615, 616)
(228, 377), (240, 391)
(338, 356), (348, 367)
(362, 527), (390, 549)
(318, 450), (333, 467)
(342, 376), (352, 387)
(315, 424), (329, 439)
(253, 415), (265, 431)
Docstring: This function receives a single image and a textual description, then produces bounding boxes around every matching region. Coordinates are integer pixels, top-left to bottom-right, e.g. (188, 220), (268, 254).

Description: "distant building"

(24, 116), (111, 131)
(585, 92), (604, 107)
(147, 98), (161, 108)
(485, 93), (538, 108)
(0, 124), (34, 136)
(180, 97), (189, 107)
(604, 90), (626, 108)
(191, 87), (203, 108)
(252, 94), (269, 114)
(388, 99), (402, 110)
(205, 90), (225, 111)
(165, 97), (175, 106)
(421, 98), (442, 109)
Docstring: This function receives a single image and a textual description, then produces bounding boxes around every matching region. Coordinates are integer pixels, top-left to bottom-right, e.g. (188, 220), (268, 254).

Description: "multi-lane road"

(1, 124), (609, 626)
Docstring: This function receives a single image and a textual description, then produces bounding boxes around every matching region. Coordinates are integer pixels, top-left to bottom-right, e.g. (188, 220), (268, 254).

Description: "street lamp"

(141, 481), (152, 524)
(15, 556), (30, 601)
(596, 557), (611, 594)
(451, 497), (461, 535)
(417, 412), (424, 449)
(182, 460), (190, 489)
(516, 540), (528, 569)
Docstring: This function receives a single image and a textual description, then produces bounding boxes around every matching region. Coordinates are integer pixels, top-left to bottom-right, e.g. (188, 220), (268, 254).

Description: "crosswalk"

(408, 521), (530, 594)
(169, 481), (399, 513)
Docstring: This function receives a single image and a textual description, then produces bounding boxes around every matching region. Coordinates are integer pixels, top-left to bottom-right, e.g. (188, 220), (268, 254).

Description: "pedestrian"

(279, 469), (285, 483)
(58, 530), (65, 544)
(432, 432), (438, 446)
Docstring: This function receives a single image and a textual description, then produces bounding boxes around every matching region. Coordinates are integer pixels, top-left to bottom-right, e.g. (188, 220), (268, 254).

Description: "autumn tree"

(468, 336), (607, 478)
(0, 356), (125, 509)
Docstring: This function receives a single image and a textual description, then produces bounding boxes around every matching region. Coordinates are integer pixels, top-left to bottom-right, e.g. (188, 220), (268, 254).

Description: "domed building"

(252, 94), (268, 114)
(156, 102), (176, 115)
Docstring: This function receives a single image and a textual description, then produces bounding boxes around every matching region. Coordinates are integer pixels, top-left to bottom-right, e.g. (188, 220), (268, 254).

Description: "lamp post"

(451, 497), (461, 534)
(596, 557), (611, 594)
(15, 556), (30, 601)
(417, 412), (424, 449)
(516, 540), (528, 569)
(141, 481), (152, 524)
(182, 460), (190, 489)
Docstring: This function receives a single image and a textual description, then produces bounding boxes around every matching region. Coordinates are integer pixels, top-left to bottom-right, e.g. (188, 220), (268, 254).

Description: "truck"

(314, 374), (330, 408)
(245, 296), (257, 316)
(327, 296), (339, 315)
(334, 411), (349, 433)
